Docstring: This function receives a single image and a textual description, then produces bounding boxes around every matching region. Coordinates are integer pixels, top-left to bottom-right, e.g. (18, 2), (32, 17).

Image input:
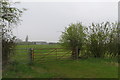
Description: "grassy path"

(3, 58), (118, 78)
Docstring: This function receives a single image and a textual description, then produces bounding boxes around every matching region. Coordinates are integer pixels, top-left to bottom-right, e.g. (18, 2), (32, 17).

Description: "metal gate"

(29, 48), (72, 62)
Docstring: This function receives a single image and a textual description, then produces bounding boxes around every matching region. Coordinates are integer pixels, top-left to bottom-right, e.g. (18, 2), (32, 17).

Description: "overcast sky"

(13, 2), (118, 42)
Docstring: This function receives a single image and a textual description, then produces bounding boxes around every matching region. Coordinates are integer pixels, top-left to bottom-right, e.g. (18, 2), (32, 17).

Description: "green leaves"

(1, 0), (25, 66)
(60, 23), (85, 49)
(59, 23), (86, 59)
(87, 22), (118, 58)
(0, 0), (25, 26)
(60, 22), (118, 59)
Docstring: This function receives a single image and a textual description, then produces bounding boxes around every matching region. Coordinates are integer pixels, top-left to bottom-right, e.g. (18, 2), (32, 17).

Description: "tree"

(0, 0), (25, 66)
(107, 22), (118, 57)
(87, 22), (118, 58)
(59, 23), (86, 59)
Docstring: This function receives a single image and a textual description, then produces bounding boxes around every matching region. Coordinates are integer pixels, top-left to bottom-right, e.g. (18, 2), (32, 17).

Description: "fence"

(14, 48), (72, 64)
(29, 48), (72, 63)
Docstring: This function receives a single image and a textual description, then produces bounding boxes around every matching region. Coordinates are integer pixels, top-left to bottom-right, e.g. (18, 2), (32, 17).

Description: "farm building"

(32, 41), (48, 45)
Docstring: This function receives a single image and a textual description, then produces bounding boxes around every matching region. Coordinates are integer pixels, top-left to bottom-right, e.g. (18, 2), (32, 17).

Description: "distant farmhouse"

(32, 41), (47, 45)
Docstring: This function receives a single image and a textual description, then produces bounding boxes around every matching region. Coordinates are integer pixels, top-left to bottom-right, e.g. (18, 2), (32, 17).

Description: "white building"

(32, 41), (48, 45)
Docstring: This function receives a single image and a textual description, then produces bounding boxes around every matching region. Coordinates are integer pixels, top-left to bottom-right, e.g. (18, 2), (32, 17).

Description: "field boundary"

(15, 48), (72, 63)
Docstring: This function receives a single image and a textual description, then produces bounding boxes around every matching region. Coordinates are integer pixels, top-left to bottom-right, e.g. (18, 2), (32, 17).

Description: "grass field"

(2, 44), (119, 78)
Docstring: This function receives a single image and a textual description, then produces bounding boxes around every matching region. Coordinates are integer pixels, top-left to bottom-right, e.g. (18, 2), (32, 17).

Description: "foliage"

(60, 22), (118, 59)
(106, 22), (118, 57)
(0, 0), (25, 66)
(86, 22), (118, 58)
(59, 23), (86, 59)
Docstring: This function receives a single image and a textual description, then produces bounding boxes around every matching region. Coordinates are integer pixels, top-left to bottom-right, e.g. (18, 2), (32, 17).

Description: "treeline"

(60, 22), (119, 59)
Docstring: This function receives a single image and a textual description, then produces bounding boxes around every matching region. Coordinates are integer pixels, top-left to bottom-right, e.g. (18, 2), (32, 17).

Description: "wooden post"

(76, 46), (78, 60)
(56, 49), (57, 60)
(29, 48), (34, 64)
(32, 48), (34, 61)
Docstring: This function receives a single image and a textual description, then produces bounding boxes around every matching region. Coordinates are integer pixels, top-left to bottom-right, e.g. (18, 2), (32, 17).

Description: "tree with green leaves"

(59, 23), (86, 59)
(0, 0), (26, 65)
(86, 22), (118, 58)
(107, 22), (118, 57)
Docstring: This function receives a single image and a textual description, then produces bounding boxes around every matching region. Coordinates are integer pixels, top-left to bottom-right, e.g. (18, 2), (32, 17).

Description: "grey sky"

(13, 2), (118, 42)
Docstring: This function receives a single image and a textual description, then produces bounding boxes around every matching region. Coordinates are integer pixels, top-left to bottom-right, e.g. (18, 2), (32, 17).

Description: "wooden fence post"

(56, 49), (57, 60)
(29, 48), (34, 64)
(32, 48), (34, 61)
(76, 46), (78, 60)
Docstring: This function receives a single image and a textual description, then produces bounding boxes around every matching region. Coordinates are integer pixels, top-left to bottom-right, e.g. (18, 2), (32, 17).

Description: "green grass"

(12, 44), (71, 63)
(3, 44), (119, 78)
(16, 44), (61, 49)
